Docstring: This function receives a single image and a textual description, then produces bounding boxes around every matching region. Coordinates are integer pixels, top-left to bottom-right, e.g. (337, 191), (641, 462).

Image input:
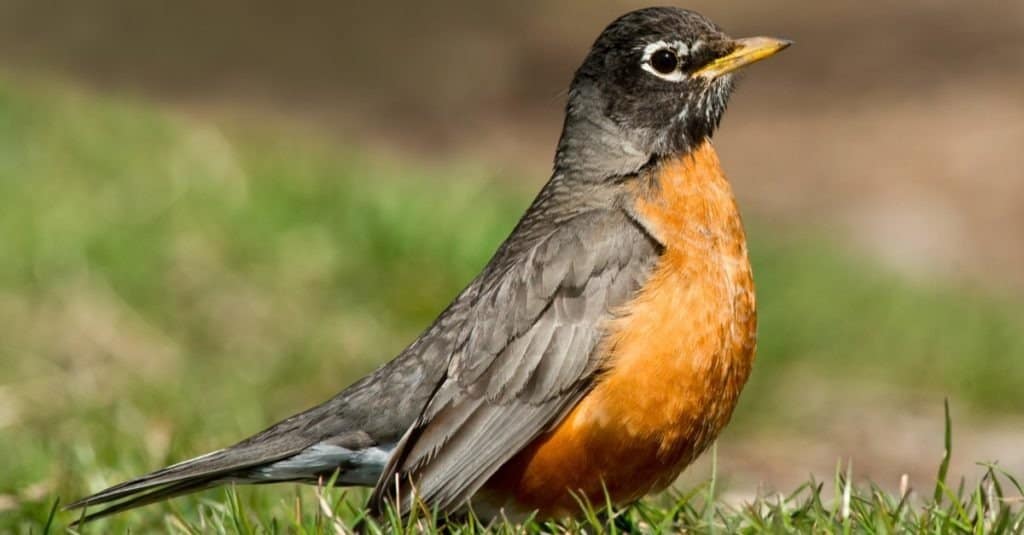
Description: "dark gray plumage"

(373, 207), (660, 513)
(67, 164), (661, 524)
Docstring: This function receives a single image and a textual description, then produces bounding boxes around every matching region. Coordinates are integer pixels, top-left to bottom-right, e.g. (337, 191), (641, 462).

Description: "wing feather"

(371, 208), (660, 514)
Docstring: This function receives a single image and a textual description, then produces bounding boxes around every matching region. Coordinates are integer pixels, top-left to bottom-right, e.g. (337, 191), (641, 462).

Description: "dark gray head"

(554, 7), (790, 178)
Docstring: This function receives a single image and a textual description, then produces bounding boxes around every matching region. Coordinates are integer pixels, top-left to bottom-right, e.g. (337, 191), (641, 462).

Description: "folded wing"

(372, 208), (660, 514)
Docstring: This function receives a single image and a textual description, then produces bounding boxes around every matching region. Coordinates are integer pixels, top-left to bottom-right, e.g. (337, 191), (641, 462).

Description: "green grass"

(1, 76), (1023, 532)
(52, 411), (1024, 533)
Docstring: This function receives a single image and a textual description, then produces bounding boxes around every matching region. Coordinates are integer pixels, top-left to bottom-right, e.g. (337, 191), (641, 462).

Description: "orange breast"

(480, 141), (757, 517)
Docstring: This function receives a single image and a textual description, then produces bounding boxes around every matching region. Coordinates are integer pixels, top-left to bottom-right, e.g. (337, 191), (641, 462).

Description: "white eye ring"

(640, 40), (689, 82)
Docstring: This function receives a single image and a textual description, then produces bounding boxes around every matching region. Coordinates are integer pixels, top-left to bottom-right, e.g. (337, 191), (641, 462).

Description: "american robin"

(67, 7), (789, 523)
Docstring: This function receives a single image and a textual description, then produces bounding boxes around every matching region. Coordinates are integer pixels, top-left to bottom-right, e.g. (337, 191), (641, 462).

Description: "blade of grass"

(934, 398), (953, 503)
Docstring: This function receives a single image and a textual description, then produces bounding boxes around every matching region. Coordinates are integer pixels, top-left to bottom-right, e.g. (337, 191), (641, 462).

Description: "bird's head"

(556, 7), (790, 177)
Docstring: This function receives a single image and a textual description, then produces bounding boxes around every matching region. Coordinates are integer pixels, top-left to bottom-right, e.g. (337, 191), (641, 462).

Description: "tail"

(65, 434), (396, 525)
(65, 354), (421, 524)
(64, 444), (303, 525)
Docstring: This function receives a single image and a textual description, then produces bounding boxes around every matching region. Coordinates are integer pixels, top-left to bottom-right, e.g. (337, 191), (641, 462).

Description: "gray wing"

(371, 208), (660, 514)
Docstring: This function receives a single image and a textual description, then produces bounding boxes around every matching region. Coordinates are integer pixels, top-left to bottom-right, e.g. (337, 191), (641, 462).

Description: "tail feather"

(64, 387), (398, 523)
(64, 444), (304, 521)
(69, 477), (220, 526)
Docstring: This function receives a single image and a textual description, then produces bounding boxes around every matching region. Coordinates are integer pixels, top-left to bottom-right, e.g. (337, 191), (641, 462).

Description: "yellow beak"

(693, 36), (792, 79)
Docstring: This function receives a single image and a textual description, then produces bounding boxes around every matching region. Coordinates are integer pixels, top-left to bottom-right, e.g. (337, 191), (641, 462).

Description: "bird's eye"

(650, 49), (679, 74)
(641, 41), (688, 81)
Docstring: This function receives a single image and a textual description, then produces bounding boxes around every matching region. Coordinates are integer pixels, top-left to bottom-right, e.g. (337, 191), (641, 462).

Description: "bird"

(66, 6), (790, 524)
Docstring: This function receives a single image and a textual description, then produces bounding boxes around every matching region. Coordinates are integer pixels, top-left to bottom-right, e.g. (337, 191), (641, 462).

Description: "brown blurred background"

(2, 0), (1022, 288)
(1, 0), (1022, 514)
(4, 0), (1024, 279)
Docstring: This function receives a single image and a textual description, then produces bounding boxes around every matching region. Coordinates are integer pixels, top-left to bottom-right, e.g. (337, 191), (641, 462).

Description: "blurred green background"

(1, 0), (1022, 530)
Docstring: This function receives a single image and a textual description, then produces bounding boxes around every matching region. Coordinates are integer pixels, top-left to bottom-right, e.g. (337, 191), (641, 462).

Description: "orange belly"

(480, 141), (757, 517)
